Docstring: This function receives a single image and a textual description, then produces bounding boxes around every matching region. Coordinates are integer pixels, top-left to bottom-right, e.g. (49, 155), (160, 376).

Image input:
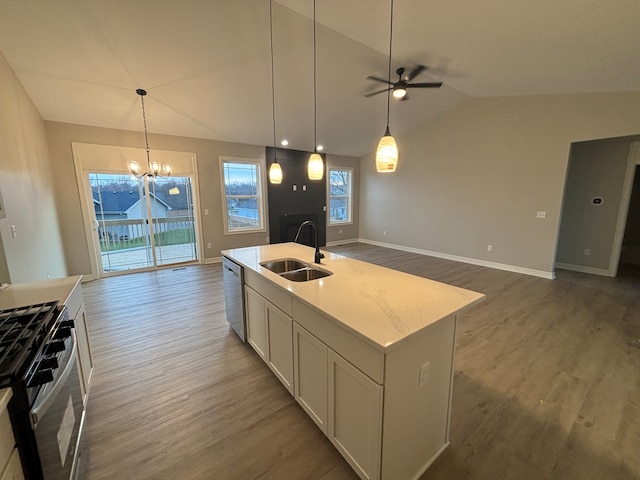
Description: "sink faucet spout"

(294, 220), (325, 264)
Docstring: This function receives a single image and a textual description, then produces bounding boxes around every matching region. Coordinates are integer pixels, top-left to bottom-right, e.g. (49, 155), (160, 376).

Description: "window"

(221, 158), (266, 233)
(328, 167), (353, 224)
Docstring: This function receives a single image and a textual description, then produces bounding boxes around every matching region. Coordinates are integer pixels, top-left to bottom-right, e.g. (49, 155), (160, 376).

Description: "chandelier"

(128, 89), (171, 179)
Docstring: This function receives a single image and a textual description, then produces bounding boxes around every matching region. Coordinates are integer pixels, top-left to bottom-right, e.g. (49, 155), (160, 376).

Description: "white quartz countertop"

(222, 243), (485, 350)
(0, 276), (82, 311)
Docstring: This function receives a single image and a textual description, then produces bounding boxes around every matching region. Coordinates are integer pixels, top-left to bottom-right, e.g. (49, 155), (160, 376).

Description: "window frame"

(220, 156), (268, 235)
(328, 166), (353, 225)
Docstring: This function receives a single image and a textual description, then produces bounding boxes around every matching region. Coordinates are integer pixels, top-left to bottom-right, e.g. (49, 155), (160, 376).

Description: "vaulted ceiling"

(0, 0), (638, 157)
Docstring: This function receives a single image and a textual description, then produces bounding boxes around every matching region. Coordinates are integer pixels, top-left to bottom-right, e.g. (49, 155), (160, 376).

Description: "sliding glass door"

(90, 173), (198, 274)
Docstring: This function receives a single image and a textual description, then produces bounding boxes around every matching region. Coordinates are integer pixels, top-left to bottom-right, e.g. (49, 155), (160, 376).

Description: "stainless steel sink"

(260, 258), (307, 274)
(260, 258), (332, 282)
(280, 267), (332, 282)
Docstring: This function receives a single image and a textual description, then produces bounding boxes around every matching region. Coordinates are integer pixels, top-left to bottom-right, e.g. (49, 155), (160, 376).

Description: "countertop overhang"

(0, 276), (83, 311)
(222, 243), (485, 351)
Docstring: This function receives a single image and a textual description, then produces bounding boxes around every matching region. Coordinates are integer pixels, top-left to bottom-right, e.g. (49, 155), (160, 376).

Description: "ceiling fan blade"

(406, 82), (443, 88)
(406, 65), (427, 81)
(367, 75), (393, 86)
(364, 87), (392, 97)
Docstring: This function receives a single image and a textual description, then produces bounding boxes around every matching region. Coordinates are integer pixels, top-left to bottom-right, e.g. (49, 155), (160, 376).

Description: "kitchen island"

(222, 243), (484, 480)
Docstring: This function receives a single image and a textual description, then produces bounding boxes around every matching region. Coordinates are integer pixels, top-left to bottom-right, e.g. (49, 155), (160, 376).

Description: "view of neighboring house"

(93, 189), (173, 240)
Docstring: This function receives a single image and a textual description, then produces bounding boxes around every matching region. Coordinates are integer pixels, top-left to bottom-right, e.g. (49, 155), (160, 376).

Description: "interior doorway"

(618, 165), (640, 273)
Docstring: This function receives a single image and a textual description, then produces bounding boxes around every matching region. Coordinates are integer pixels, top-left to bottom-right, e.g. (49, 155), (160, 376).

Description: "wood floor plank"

(80, 245), (640, 480)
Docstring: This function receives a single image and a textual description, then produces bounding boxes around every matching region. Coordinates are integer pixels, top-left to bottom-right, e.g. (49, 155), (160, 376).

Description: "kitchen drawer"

(293, 299), (384, 384)
(244, 269), (293, 316)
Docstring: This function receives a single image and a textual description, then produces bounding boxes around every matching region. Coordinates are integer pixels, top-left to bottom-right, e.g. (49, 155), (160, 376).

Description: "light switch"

(10, 225), (17, 238)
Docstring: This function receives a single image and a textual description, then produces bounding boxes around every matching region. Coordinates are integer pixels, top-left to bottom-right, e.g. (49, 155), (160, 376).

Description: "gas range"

(0, 301), (85, 480)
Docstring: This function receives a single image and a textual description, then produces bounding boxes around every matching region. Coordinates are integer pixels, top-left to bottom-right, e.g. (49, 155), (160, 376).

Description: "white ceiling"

(0, 0), (638, 158)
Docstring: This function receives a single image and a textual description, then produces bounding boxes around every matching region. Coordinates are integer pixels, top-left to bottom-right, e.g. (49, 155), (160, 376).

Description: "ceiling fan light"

(393, 87), (407, 99)
(376, 133), (398, 172)
(269, 161), (283, 184)
(308, 153), (324, 180)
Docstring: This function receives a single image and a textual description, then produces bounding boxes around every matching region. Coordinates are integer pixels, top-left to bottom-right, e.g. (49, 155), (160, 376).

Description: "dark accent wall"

(266, 147), (326, 247)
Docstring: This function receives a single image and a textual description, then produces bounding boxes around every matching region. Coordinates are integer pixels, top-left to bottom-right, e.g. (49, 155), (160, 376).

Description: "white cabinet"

(73, 302), (94, 405)
(293, 323), (328, 433)
(245, 286), (268, 360)
(245, 286), (294, 394)
(328, 350), (382, 480)
(292, 323), (383, 479)
(266, 303), (293, 394)
(65, 282), (93, 406)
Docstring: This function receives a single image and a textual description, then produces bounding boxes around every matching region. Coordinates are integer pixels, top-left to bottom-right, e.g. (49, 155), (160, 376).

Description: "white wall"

(359, 92), (640, 277)
(0, 51), (67, 283)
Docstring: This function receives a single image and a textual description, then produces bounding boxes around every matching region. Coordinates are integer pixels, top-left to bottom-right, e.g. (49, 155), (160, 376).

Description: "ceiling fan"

(365, 65), (442, 101)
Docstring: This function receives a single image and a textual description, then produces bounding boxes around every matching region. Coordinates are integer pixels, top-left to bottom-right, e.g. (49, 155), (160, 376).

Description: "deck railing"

(98, 216), (195, 252)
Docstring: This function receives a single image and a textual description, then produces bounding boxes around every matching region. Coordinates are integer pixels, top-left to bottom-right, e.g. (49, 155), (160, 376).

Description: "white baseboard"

(554, 262), (613, 277)
(204, 256), (223, 265)
(359, 238), (556, 279)
(325, 238), (360, 247)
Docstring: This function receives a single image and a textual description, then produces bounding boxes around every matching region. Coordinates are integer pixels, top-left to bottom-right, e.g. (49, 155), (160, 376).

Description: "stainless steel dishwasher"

(222, 256), (246, 341)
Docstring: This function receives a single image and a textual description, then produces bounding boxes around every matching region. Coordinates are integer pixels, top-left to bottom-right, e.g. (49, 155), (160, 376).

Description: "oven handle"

(30, 330), (78, 427)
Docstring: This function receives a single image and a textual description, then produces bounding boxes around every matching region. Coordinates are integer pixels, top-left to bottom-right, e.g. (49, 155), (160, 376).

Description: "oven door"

(30, 331), (84, 480)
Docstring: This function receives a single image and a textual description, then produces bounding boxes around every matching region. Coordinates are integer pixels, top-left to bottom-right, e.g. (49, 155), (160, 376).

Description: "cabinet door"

(293, 323), (328, 434)
(266, 303), (294, 394)
(328, 350), (383, 480)
(245, 286), (267, 360)
(74, 303), (94, 405)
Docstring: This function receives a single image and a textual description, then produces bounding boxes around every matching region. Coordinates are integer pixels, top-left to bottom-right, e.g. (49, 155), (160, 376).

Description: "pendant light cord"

(313, 0), (317, 152)
(386, 0), (394, 129)
(269, 0), (278, 161)
(139, 91), (151, 168)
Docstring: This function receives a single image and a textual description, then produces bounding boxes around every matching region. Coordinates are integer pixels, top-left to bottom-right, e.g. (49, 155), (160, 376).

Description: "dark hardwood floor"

(81, 244), (640, 480)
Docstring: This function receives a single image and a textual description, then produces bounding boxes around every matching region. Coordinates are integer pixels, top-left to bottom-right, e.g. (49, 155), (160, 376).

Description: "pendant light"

(375, 0), (399, 173)
(307, 0), (324, 181)
(128, 89), (171, 179)
(268, 0), (283, 184)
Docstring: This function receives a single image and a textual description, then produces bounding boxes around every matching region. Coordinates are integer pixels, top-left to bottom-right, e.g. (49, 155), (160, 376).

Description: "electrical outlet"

(207, 243), (212, 249)
(487, 244), (493, 252)
(204, 209), (209, 215)
(419, 362), (430, 387)
(584, 248), (591, 256)
(339, 229), (342, 234)
(537, 211), (546, 219)
(383, 230), (387, 236)
(10, 226), (16, 238)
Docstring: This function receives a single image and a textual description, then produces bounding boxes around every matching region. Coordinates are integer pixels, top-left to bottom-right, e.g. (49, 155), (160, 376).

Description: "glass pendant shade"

(375, 130), (398, 173)
(269, 161), (283, 184)
(128, 161), (141, 175)
(308, 153), (324, 180)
